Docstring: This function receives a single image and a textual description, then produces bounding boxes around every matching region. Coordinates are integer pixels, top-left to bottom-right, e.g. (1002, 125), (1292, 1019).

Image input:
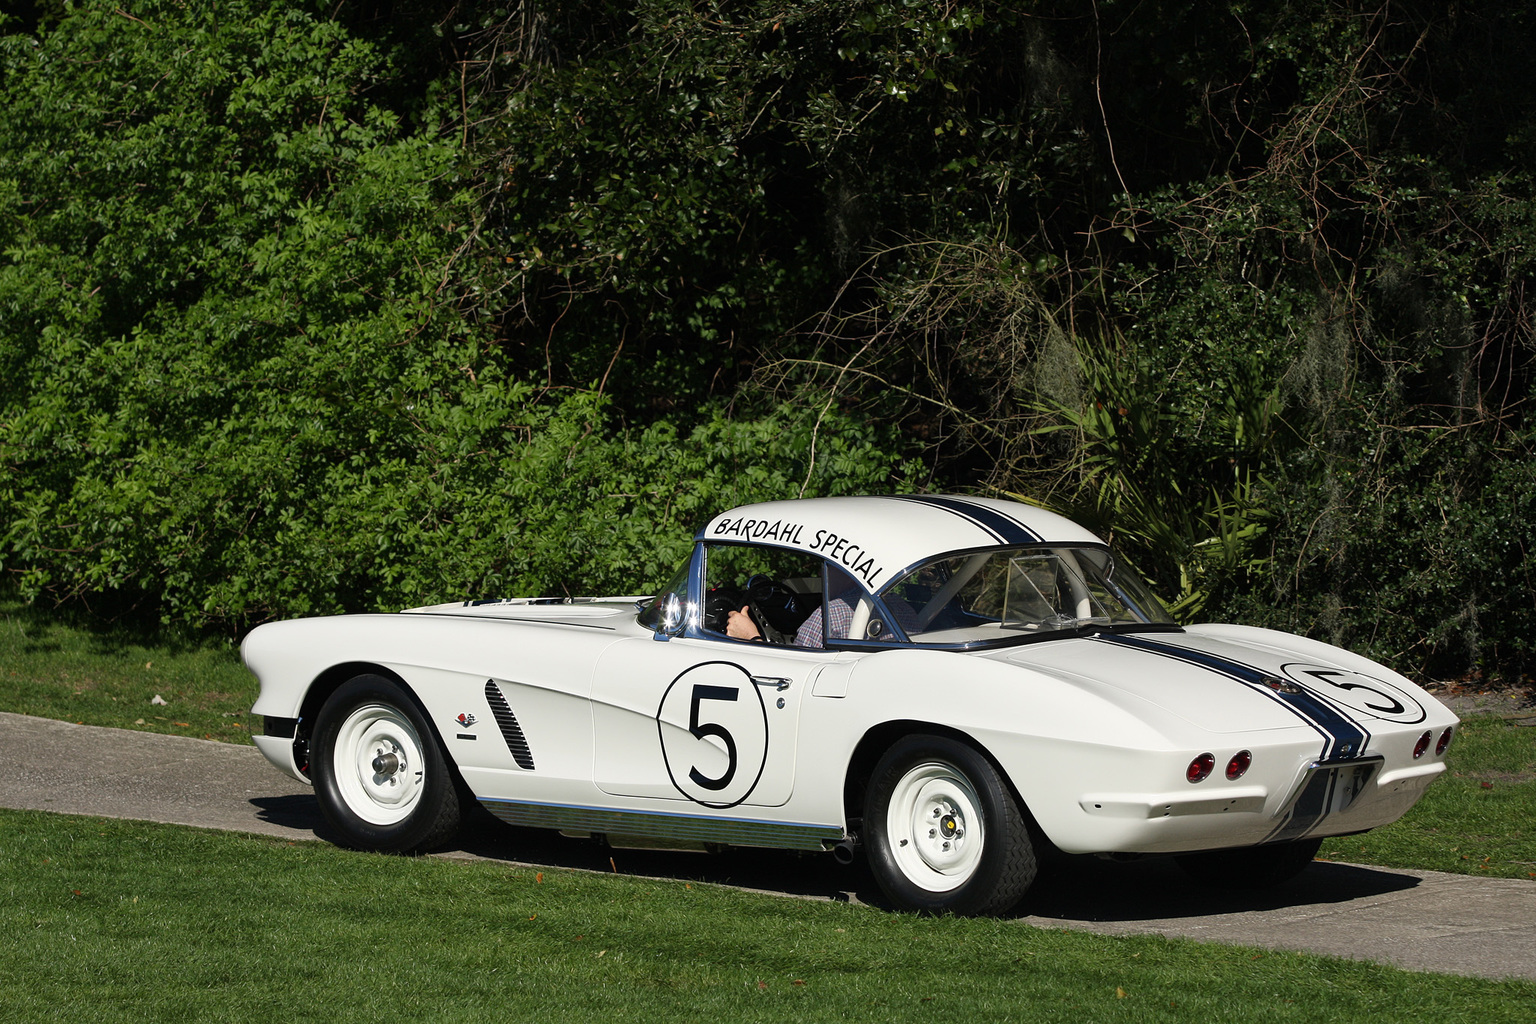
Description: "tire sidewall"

(311, 673), (459, 853)
(865, 734), (1035, 916)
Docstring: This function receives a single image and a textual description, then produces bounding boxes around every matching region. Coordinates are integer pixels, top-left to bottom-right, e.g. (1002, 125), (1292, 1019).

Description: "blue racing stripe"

(891, 495), (1041, 546)
(1094, 633), (1371, 763)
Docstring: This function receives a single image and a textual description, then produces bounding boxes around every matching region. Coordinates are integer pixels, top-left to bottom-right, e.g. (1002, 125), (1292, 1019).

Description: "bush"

(0, 3), (916, 632)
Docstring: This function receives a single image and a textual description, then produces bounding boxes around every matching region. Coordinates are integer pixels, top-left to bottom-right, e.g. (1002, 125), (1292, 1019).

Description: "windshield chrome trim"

(822, 622), (1187, 654)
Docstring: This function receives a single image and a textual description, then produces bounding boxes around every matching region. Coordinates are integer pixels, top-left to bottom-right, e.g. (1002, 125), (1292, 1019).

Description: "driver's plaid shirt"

(794, 596), (917, 648)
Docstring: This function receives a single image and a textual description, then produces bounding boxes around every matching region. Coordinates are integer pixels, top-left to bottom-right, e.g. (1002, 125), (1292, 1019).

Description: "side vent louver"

(484, 680), (536, 770)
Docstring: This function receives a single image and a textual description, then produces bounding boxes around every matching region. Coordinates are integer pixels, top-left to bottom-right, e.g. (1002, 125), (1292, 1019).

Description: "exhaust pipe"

(832, 840), (858, 865)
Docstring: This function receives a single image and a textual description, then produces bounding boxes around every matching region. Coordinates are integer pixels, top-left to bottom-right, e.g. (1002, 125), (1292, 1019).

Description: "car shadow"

(249, 794), (341, 844)
(446, 808), (889, 905)
(248, 793), (1422, 919)
(1017, 853), (1421, 923)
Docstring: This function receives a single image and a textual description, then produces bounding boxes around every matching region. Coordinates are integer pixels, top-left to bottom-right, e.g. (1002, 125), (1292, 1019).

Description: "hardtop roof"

(698, 494), (1103, 593)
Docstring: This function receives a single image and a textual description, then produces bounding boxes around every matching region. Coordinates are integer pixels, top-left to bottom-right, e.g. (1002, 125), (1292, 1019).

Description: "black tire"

(310, 673), (462, 853)
(1175, 838), (1324, 889)
(864, 734), (1037, 915)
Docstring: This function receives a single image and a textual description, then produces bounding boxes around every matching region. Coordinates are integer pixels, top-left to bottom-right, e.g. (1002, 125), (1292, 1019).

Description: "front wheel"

(864, 735), (1037, 915)
(311, 674), (461, 853)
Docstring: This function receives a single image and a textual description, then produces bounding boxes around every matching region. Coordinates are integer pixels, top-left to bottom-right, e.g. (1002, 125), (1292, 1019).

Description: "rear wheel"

(1175, 838), (1323, 889)
(311, 674), (461, 853)
(864, 735), (1036, 915)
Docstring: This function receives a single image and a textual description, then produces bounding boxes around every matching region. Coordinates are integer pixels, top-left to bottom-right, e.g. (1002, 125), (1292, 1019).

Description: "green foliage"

(466, 0), (1094, 409)
(2, 0), (1534, 680)
(0, 2), (916, 632)
(1022, 320), (1291, 619)
(1225, 426), (1536, 677)
(724, 1), (1536, 679)
(0, 0), (473, 625)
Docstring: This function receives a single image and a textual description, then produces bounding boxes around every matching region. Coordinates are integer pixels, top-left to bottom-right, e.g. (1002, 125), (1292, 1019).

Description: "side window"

(819, 564), (920, 645)
(798, 564), (859, 647)
(700, 543), (822, 643)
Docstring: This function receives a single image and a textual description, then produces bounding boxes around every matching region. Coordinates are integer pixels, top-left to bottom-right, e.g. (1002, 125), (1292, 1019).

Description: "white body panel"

(244, 495), (1457, 863)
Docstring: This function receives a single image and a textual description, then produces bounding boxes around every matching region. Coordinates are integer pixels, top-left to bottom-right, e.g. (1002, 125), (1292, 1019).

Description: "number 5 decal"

(1281, 663), (1426, 724)
(687, 684), (739, 791)
(658, 663), (769, 808)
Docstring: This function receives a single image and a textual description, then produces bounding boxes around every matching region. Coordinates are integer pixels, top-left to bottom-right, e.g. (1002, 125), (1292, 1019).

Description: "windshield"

(637, 561), (691, 631)
(880, 545), (1175, 645)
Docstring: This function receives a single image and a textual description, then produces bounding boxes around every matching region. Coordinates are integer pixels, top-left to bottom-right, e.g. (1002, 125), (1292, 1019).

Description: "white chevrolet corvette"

(245, 494), (1457, 914)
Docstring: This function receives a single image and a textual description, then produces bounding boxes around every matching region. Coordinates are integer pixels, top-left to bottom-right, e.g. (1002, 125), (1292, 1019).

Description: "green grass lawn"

(2, 810), (1531, 1024)
(1318, 714), (1536, 880)
(0, 600), (257, 742)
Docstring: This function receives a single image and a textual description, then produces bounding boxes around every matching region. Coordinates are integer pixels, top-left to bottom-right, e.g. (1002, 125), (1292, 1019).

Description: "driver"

(726, 573), (916, 648)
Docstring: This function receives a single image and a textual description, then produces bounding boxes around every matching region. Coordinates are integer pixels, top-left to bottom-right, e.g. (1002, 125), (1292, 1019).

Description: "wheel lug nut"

(928, 829), (936, 838)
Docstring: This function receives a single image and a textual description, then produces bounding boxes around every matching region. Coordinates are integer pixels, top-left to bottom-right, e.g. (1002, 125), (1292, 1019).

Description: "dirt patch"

(1423, 679), (1536, 720)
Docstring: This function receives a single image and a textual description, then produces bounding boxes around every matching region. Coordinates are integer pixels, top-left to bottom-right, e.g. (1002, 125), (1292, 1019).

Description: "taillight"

(1225, 750), (1252, 780)
(1436, 727), (1453, 755)
(1186, 753), (1216, 783)
(1413, 731), (1432, 759)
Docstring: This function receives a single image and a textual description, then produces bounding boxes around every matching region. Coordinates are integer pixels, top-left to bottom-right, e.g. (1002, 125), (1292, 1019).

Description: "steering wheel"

(745, 573), (816, 640)
(702, 585), (750, 634)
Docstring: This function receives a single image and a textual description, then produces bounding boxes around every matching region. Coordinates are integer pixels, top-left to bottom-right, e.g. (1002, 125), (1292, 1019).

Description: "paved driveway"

(3, 710), (1532, 982)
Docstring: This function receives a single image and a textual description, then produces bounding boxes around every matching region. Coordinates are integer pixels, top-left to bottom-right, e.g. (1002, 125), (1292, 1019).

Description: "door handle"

(751, 676), (791, 691)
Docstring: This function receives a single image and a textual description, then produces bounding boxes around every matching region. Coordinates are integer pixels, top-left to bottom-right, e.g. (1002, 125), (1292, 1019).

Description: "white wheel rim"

(333, 703), (427, 826)
(886, 761), (986, 892)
